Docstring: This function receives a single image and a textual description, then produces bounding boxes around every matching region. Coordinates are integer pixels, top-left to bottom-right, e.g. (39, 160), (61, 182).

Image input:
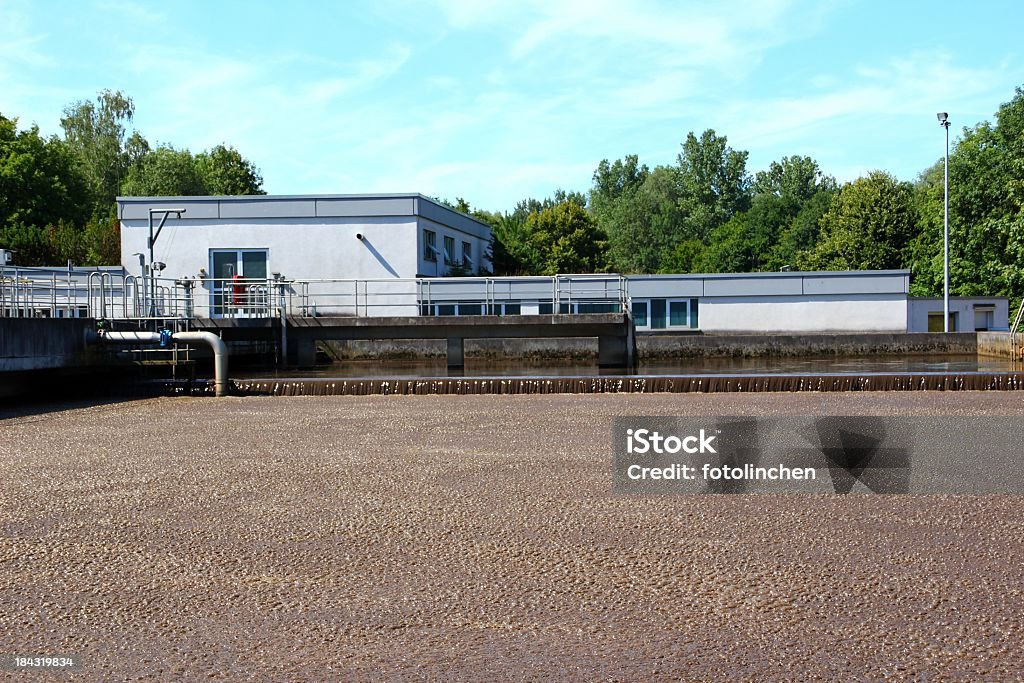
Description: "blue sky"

(1, 0), (1021, 211)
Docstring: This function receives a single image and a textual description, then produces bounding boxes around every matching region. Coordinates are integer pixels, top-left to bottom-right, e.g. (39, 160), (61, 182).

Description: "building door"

(210, 249), (268, 317)
(974, 306), (994, 331)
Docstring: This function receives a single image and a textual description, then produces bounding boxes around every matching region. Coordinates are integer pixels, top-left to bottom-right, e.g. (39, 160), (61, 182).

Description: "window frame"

(423, 229), (438, 262)
(443, 236), (455, 266)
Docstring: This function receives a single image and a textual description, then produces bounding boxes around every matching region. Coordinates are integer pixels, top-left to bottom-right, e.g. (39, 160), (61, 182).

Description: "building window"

(577, 303), (619, 313)
(929, 311), (959, 332)
(669, 300), (688, 327)
(633, 298), (699, 330)
(443, 236), (455, 265)
(632, 301), (649, 327)
(462, 241), (473, 269)
(424, 230), (437, 262)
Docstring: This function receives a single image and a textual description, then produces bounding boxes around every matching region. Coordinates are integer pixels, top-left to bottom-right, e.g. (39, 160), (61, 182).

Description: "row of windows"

(423, 229), (474, 268)
(418, 296), (698, 329)
(419, 301), (623, 317)
(632, 298), (699, 330)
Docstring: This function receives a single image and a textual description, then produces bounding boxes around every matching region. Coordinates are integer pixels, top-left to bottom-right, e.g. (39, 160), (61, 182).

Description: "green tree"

(83, 214), (122, 265)
(797, 171), (916, 271)
(595, 163), (683, 273)
(525, 201), (607, 275)
(590, 155), (648, 215)
(0, 114), (90, 230)
(907, 88), (1024, 306)
(907, 160), (945, 296)
(0, 223), (50, 265)
(753, 155), (837, 201)
(676, 129), (751, 240)
(60, 89), (141, 213)
(701, 193), (799, 273)
(659, 239), (706, 274)
(195, 144), (264, 195)
(768, 189), (836, 271)
(120, 146), (206, 196)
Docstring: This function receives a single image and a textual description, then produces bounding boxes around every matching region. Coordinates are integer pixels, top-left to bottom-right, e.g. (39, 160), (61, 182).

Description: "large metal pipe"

(100, 330), (229, 397)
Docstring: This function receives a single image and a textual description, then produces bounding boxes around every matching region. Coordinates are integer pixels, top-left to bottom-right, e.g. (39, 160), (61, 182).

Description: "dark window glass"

(669, 300), (688, 326)
(632, 301), (649, 327)
(650, 298), (667, 329)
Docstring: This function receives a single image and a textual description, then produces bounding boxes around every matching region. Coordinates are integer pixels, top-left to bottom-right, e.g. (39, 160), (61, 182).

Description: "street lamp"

(937, 112), (950, 332)
(147, 208), (186, 318)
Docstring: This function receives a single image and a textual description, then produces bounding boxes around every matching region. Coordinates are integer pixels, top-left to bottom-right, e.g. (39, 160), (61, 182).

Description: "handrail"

(1010, 298), (1024, 359)
(1, 272), (631, 321)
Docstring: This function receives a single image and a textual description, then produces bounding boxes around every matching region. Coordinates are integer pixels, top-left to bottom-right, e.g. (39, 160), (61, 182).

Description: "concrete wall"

(637, 332), (978, 359)
(320, 332), (980, 362)
(977, 331), (1024, 359)
(908, 297), (1010, 332)
(0, 318), (94, 372)
(321, 338), (598, 361)
(697, 294), (908, 333)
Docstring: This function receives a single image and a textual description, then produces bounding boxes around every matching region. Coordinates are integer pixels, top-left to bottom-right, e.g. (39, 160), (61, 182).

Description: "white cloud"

(715, 51), (1020, 183)
(0, 4), (53, 70)
(92, 0), (166, 24)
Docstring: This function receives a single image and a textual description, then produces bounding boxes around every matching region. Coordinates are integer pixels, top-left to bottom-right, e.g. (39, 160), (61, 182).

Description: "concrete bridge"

(192, 313), (637, 369)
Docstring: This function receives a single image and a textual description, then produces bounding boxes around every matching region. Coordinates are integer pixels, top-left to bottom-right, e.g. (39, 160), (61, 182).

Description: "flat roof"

(625, 270), (910, 296)
(116, 193), (493, 240)
(626, 269), (911, 280)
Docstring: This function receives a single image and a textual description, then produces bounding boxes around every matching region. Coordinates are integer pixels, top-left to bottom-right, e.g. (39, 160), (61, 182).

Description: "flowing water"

(237, 354), (1020, 380)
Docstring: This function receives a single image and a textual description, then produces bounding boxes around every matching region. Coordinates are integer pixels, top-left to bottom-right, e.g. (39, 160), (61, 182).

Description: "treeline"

(0, 90), (263, 266)
(5, 84), (1024, 310)
(458, 84), (1024, 307)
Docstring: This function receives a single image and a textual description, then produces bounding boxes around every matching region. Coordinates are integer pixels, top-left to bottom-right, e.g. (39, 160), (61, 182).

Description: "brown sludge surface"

(2, 392), (1023, 681)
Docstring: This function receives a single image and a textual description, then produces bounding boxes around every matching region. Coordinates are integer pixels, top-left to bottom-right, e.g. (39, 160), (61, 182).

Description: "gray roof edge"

(116, 193), (494, 231)
(414, 195), (495, 231)
(116, 192), (424, 202)
(625, 269), (911, 280)
(910, 295), (1007, 301)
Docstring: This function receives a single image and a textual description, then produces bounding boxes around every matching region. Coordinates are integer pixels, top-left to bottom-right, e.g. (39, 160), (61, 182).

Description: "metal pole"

(148, 211), (155, 319)
(942, 118), (951, 332)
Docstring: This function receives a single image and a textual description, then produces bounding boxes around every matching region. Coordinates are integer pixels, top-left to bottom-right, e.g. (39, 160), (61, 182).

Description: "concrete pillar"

(446, 337), (465, 369)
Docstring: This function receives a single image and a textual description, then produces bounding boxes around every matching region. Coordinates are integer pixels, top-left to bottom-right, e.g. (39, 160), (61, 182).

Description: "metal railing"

(1010, 298), (1024, 359)
(0, 269), (630, 321)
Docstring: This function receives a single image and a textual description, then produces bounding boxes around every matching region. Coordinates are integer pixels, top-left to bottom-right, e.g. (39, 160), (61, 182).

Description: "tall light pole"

(148, 208), (186, 318)
(937, 113), (951, 332)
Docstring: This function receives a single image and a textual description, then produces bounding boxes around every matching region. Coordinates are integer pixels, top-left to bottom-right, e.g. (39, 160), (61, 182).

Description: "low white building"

(907, 297), (1009, 332)
(117, 194), (493, 317)
(114, 195), (1008, 332)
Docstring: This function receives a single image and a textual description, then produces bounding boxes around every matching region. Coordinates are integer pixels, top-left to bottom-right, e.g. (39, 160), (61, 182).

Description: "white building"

(118, 193), (493, 316)
(114, 195), (1008, 332)
(908, 296), (1009, 332)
